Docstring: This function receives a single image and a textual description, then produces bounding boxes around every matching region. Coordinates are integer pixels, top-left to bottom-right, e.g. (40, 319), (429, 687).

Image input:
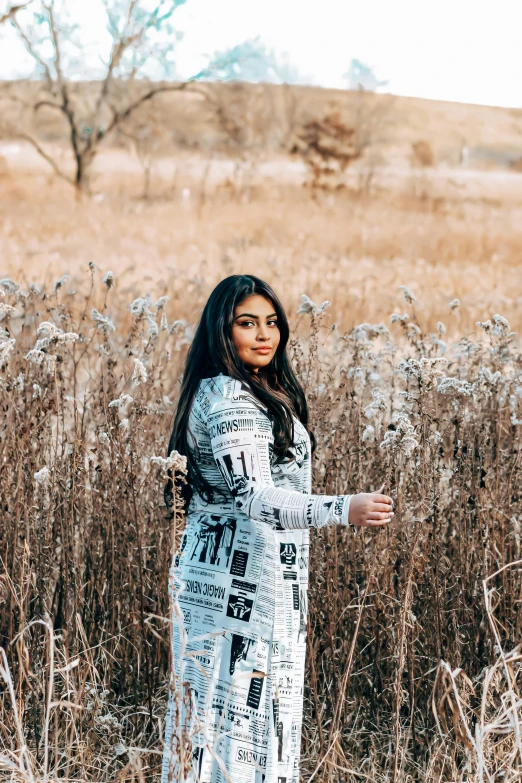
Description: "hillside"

(1, 80), (522, 168)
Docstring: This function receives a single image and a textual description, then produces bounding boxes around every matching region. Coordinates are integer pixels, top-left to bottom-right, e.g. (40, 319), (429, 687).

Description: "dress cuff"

(341, 495), (353, 528)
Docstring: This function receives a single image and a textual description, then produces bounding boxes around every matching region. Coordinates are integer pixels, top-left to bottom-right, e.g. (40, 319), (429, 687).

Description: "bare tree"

(115, 99), (173, 199)
(349, 87), (396, 195)
(187, 39), (307, 204)
(350, 86), (394, 159)
(6, 0), (194, 192)
(199, 38), (306, 154)
(343, 58), (388, 92)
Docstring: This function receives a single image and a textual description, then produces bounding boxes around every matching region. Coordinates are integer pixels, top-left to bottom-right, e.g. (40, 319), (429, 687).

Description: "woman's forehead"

(234, 294), (276, 315)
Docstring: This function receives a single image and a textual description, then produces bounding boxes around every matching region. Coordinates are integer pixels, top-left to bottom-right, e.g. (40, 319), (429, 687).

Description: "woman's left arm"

(207, 394), (357, 530)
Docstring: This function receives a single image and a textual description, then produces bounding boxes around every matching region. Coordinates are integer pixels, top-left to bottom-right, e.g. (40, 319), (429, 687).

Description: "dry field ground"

(1, 84), (522, 782)
(2, 156), (522, 336)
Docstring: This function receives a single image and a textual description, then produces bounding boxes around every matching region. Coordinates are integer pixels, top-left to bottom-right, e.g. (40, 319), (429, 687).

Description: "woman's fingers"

(373, 494), (394, 506)
(367, 511), (394, 521)
(371, 503), (394, 513)
(361, 518), (390, 527)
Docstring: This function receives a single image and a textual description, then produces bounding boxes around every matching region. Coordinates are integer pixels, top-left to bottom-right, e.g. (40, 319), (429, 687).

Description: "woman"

(161, 275), (393, 783)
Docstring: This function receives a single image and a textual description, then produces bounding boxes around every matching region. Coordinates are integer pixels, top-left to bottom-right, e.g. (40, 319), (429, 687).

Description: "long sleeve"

(206, 392), (352, 530)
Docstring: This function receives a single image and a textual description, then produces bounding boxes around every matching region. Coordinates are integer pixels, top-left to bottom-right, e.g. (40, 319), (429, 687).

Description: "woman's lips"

(253, 346), (272, 354)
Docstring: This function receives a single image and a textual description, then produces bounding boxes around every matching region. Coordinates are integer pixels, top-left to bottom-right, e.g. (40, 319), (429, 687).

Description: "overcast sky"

(1, 0), (522, 107)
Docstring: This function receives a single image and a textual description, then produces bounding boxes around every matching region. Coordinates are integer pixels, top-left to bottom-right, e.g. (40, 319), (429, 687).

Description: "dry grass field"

(1, 83), (522, 782)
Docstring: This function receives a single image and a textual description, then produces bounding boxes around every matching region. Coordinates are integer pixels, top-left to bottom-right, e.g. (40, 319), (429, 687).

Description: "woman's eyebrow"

(235, 312), (277, 320)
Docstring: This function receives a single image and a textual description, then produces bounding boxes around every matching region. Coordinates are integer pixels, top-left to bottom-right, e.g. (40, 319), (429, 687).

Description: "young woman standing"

(162, 275), (393, 783)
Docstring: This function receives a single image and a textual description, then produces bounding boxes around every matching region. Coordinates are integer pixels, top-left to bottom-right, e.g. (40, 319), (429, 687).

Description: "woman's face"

(232, 294), (281, 372)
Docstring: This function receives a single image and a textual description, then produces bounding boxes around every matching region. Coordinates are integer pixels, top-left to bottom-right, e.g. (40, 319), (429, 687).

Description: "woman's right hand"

(348, 483), (394, 527)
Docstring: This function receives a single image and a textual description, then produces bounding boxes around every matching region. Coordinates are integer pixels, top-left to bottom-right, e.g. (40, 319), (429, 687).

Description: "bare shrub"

(509, 156), (522, 172)
(196, 82), (277, 204)
(290, 106), (361, 191)
(412, 140), (435, 167)
(116, 99), (174, 200)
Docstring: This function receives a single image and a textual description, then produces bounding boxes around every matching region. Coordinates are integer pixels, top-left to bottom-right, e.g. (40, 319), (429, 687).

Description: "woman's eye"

(268, 320), (278, 327)
(238, 321), (254, 327)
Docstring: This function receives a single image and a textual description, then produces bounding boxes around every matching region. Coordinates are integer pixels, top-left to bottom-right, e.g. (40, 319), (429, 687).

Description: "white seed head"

(406, 322), (421, 337)
(25, 349), (46, 364)
(153, 295), (169, 311)
(132, 358), (148, 386)
(108, 394), (134, 409)
(390, 313), (409, 325)
(298, 294), (315, 315)
(168, 319), (187, 335)
(150, 450), (188, 475)
(129, 294), (153, 317)
(37, 321), (62, 337)
(0, 279), (19, 294)
(146, 313), (159, 338)
(379, 412), (419, 457)
(492, 313), (510, 336)
(297, 294), (330, 317)
(362, 424), (375, 442)
(437, 377), (475, 396)
(34, 466), (51, 486)
(476, 319), (492, 334)
(0, 337), (16, 362)
(53, 274), (70, 293)
(102, 270), (115, 289)
(57, 332), (79, 344)
(351, 325), (369, 342)
(398, 285), (416, 304)
(91, 308), (116, 333)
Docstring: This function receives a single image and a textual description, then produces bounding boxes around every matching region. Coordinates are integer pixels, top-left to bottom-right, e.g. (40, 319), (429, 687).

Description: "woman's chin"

(246, 355), (274, 372)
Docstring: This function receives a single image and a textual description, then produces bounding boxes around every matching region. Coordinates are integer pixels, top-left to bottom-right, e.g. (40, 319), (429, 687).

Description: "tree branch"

(103, 80), (199, 138)
(11, 19), (55, 92)
(0, 2), (31, 25)
(17, 132), (74, 185)
(45, 2), (64, 89)
(90, 33), (143, 148)
(89, 0), (159, 150)
(34, 99), (63, 113)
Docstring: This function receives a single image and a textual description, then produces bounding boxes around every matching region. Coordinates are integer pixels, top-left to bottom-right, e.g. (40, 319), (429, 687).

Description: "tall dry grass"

(0, 265), (521, 782)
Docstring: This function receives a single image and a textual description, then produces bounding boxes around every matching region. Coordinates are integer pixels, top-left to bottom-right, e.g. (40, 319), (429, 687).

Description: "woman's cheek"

(232, 330), (251, 357)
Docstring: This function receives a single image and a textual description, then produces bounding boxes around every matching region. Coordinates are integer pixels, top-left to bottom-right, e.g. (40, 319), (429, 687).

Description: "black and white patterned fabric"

(161, 374), (352, 783)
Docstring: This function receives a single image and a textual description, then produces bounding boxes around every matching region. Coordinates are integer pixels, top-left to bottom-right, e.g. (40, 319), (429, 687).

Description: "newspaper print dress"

(162, 374), (352, 783)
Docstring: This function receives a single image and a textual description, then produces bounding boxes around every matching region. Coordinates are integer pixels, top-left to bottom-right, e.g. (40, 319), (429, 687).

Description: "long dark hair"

(164, 274), (314, 513)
